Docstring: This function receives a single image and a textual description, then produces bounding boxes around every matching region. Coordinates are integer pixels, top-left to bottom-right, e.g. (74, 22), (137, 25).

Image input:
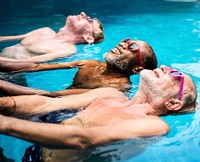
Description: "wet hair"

(140, 43), (158, 70)
(93, 18), (104, 43)
(175, 87), (197, 114)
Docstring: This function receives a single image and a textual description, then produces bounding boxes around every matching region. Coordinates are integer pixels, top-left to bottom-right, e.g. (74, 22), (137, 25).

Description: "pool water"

(0, 0), (200, 161)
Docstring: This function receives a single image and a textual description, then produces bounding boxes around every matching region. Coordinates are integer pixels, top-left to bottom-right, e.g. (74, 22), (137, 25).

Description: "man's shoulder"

(26, 27), (55, 37)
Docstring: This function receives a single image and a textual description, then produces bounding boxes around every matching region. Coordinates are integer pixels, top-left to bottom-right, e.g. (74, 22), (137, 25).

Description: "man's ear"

(83, 35), (94, 44)
(165, 98), (183, 111)
(132, 66), (144, 74)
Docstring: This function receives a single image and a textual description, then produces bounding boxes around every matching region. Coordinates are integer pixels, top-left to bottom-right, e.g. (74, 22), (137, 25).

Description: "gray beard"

(139, 70), (170, 102)
(103, 52), (130, 72)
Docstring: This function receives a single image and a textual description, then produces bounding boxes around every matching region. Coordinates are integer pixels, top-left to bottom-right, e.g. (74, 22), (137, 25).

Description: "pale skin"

(0, 12), (103, 63)
(0, 39), (156, 95)
(0, 65), (196, 161)
(0, 88), (169, 161)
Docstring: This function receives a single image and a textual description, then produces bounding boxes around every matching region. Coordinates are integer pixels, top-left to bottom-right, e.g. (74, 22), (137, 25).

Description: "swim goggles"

(122, 38), (143, 67)
(169, 69), (184, 101)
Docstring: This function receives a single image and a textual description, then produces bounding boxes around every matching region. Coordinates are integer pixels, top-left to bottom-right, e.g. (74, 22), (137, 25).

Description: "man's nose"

(80, 12), (87, 18)
(119, 42), (128, 49)
(160, 65), (171, 73)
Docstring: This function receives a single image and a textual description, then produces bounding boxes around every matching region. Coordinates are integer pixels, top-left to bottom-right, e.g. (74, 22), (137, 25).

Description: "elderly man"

(0, 12), (104, 63)
(0, 38), (157, 95)
(0, 65), (197, 161)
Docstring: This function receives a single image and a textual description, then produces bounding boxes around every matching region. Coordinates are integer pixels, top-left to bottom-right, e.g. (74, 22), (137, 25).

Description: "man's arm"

(0, 60), (38, 72)
(0, 87), (120, 116)
(0, 79), (51, 96)
(0, 115), (169, 149)
(21, 61), (86, 72)
(0, 60), (86, 72)
(0, 79), (91, 96)
(0, 27), (53, 42)
(0, 34), (27, 42)
(50, 89), (91, 96)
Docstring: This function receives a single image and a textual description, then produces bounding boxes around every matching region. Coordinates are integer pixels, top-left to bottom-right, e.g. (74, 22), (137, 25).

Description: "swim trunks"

(22, 145), (43, 162)
(28, 109), (79, 123)
(23, 109), (78, 162)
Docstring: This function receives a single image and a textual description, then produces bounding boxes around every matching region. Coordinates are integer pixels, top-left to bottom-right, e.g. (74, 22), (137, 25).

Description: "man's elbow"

(77, 139), (94, 149)
(62, 135), (95, 149)
(158, 122), (170, 136)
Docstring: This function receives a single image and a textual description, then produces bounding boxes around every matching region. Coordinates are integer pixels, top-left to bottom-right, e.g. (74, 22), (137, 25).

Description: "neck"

(104, 64), (132, 76)
(55, 28), (83, 44)
(131, 91), (162, 116)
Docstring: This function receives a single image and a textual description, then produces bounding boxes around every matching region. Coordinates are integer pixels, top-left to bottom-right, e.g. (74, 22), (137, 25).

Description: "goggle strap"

(178, 76), (184, 101)
(137, 50), (143, 67)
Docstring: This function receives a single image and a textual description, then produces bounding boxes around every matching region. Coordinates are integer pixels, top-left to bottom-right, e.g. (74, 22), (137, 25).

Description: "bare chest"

(77, 98), (136, 126)
(21, 28), (56, 46)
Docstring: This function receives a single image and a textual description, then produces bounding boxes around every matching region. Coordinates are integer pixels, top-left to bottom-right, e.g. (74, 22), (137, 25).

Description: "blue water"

(0, 0), (200, 161)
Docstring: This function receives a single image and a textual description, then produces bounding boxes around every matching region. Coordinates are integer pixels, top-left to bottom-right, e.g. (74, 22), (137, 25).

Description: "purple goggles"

(169, 69), (184, 101)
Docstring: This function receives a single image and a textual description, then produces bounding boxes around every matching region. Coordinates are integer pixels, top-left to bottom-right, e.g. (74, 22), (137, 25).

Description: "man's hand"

(0, 34), (26, 42)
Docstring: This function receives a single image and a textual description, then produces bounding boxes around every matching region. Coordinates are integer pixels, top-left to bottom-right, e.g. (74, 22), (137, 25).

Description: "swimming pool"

(0, 0), (200, 161)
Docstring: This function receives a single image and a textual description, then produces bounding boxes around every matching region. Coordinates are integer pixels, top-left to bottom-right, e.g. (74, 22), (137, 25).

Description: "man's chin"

(139, 70), (155, 88)
(140, 69), (154, 78)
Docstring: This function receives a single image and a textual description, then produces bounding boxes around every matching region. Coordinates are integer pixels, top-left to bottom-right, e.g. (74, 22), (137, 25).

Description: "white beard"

(139, 70), (170, 102)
